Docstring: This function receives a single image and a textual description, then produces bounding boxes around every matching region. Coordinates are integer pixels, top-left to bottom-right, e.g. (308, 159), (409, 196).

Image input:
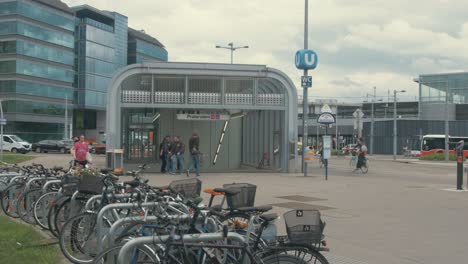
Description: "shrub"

(419, 153), (464, 161)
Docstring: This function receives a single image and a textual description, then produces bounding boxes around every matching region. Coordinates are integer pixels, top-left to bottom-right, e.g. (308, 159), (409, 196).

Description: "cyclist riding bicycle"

(353, 137), (367, 172)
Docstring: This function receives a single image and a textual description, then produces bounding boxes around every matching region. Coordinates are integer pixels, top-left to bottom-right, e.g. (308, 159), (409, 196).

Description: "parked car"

(1, 135), (31, 154)
(32, 140), (73, 154)
(90, 143), (106, 154)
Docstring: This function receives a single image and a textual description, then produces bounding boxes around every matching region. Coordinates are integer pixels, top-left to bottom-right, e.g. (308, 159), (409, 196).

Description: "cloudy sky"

(64, 0), (468, 102)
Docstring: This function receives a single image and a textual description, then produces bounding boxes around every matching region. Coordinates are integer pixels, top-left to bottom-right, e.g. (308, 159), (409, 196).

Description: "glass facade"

(112, 12), (128, 67)
(16, 40), (74, 65)
(0, 21), (74, 48)
(420, 73), (468, 104)
(0, 1), (76, 142)
(0, 1), (167, 142)
(75, 17), (119, 108)
(3, 100), (66, 116)
(0, 80), (74, 99)
(128, 39), (168, 63)
(15, 59), (74, 82)
(136, 40), (168, 61)
(4, 121), (64, 142)
(0, 1), (74, 31)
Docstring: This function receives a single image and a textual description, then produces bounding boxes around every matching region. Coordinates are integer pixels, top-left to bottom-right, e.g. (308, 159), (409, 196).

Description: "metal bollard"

(456, 140), (464, 190)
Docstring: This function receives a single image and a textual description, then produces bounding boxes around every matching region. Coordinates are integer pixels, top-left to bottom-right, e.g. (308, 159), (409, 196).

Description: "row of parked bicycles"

(0, 160), (330, 264)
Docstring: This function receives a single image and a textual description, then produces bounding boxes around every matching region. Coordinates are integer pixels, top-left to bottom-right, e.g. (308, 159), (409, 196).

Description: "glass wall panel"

(85, 91), (106, 107)
(84, 74), (110, 92)
(0, 1), (16, 15)
(0, 80), (15, 93)
(0, 21), (74, 48)
(0, 80), (73, 99)
(85, 57), (115, 76)
(0, 40), (16, 53)
(6, 121), (65, 142)
(17, 1), (74, 31)
(86, 41), (114, 62)
(16, 59), (73, 82)
(113, 13), (128, 67)
(85, 25), (114, 47)
(16, 40), (74, 65)
(0, 60), (16, 73)
(0, 21), (17, 35)
(82, 18), (113, 32)
(136, 40), (168, 61)
(3, 100), (66, 116)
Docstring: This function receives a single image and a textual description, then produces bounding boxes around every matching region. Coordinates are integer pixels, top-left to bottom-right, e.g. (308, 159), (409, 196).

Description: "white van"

(1, 135), (31, 154)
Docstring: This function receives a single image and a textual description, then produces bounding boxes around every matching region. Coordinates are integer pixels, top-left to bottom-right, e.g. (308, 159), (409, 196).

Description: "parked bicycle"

(0, 160), (331, 264)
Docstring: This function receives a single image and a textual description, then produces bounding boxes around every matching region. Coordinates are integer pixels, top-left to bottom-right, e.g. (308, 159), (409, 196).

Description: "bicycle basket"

(61, 174), (79, 195)
(169, 178), (202, 199)
(78, 173), (104, 194)
(284, 209), (324, 243)
(223, 183), (256, 209)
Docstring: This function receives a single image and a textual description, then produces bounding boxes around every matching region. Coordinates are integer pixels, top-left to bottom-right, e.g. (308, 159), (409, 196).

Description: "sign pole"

(301, 0), (309, 176)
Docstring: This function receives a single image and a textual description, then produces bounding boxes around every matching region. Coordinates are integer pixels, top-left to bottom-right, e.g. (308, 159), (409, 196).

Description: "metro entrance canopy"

(106, 62), (298, 172)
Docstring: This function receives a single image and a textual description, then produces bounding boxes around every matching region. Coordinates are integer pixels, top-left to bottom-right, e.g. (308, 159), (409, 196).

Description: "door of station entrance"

(123, 109), (158, 162)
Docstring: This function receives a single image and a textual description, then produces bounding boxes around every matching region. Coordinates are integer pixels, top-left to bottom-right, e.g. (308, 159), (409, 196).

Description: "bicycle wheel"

(48, 195), (70, 237)
(54, 196), (87, 235)
(59, 211), (104, 264)
(17, 187), (42, 224)
(1, 183), (24, 218)
(263, 244), (329, 264)
(93, 244), (159, 264)
(261, 254), (309, 264)
(221, 211), (252, 231)
(34, 191), (58, 229)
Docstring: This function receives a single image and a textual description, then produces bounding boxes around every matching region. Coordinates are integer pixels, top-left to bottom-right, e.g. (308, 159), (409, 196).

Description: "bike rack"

(117, 232), (246, 264)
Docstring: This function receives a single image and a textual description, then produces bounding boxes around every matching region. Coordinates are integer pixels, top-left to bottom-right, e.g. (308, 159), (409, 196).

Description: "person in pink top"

(73, 135), (89, 167)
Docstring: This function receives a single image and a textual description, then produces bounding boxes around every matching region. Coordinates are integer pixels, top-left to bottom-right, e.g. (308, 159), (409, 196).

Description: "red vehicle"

(421, 134), (468, 157)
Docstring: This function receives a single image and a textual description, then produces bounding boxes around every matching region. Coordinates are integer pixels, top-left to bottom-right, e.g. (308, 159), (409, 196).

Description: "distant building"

(0, 0), (168, 142)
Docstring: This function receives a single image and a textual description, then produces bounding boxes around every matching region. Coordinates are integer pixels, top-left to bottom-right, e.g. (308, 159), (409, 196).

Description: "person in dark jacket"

(170, 136), (185, 174)
(159, 136), (171, 173)
(186, 133), (201, 177)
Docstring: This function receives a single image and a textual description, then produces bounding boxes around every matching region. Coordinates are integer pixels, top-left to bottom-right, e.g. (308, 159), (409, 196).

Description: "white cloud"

(63, 0), (468, 102)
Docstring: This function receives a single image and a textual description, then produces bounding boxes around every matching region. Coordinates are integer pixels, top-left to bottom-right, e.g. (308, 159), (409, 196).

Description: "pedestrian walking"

(186, 133), (201, 177)
(354, 137), (367, 172)
(159, 136), (171, 173)
(73, 135), (89, 168)
(170, 136), (185, 174)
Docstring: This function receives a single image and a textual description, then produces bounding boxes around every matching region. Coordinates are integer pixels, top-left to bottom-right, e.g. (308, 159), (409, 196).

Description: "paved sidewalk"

(20, 153), (468, 264)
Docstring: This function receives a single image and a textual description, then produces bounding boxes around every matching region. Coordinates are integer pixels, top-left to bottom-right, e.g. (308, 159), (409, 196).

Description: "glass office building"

(416, 72), (468, 120)
(0, 0), (75, 142)
(0, 1), (168, 143)
(128, 28), (168, 64)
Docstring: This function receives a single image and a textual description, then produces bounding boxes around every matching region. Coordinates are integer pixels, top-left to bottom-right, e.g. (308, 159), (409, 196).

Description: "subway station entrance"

(106, 62), (298, 172)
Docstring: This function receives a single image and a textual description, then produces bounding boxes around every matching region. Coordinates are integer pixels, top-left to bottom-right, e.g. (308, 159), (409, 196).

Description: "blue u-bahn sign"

(295, 49), (318, 70)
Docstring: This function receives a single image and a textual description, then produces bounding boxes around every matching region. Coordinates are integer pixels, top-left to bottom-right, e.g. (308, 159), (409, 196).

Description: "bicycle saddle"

(236, 206), (273, 213)
(124, 180), (140, 188)
(259, 213), (278, 222)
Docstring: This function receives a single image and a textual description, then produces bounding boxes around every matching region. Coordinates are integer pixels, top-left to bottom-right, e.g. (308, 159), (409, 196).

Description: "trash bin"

(106, 150), (114, 169)
(113, 149), (124, 175)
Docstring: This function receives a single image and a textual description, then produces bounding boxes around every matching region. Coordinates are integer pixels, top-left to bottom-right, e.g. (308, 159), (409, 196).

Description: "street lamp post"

(215, 42), (249, 64)
(365, 87), (382, 155)
(393, 90), (406, 160)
